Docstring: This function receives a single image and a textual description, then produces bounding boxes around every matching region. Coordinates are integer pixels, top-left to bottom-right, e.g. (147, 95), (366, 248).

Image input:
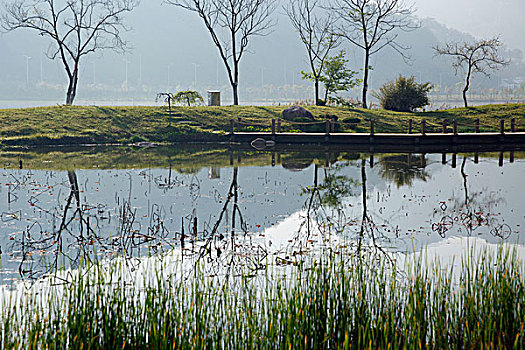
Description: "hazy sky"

(0, 0), (523, 101)
(414, 0), (524, 50)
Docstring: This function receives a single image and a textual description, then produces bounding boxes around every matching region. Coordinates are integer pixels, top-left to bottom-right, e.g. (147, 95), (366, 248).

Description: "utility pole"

(139, 55), (143, 84)
(192, 63), (199, 88)
(39, 51), (43, 83)
(23, 55), (31, 84)
(124, 59), (130, 87)
(167, 64), (171, 89)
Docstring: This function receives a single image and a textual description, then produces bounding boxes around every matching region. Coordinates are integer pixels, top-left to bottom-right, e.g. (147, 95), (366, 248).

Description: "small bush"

(173, 90), (204, 107)
(375, 75), (432, 112)
(331, 96), (360, 108)
(342, 117), (361, 124)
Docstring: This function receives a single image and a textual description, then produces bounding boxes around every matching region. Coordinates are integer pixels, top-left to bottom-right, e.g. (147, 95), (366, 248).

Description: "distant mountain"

(0, 3), (523, 104)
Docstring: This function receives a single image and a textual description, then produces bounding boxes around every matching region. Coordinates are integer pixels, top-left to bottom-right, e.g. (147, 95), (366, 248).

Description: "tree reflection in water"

(377, 154), (430, 188)
(430, 156), (509, 239)
(7, 166), (270, 284)
(295, 159), (400, 262)
(3, 152), (519, 284)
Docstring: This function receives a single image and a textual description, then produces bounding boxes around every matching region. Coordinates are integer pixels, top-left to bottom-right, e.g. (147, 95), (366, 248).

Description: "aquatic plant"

(1, 243), (523, 349)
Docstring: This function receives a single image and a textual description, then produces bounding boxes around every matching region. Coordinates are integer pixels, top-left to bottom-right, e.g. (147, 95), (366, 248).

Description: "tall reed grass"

(1, 245), (524, 349)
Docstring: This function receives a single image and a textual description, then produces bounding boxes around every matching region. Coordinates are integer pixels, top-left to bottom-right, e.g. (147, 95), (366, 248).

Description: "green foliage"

(331, 96), (360, 108)
(172, 90), (204, 106)
(300, 70), (316, 82)
(375, 75), (433, 112)
(320, 50), (360, 102)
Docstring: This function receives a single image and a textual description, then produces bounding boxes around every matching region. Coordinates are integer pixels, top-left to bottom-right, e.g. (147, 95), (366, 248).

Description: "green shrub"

(172, 90), (204, 106)
(342, 117), (361, 124)
(375, 75), (432, 112)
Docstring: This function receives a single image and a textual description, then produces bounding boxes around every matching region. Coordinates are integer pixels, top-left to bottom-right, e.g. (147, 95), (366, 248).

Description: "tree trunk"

(232, 83), (239, 106)
(462, 87), (469, 108)
(463, 68), (472, 108)
(315, 79), (320, 106)
(362, 50), (370, 109)
(66, 81), (76, 105)
(65, 69), (78, 105)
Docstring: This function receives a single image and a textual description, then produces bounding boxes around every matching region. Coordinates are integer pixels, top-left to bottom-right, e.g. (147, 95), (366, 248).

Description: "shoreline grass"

(1, 244), (524, 349)
(0, 103), (523, 147)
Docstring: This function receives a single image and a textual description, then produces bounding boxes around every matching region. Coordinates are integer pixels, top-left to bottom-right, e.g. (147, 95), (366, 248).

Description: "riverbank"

(0, 103), (524, 146)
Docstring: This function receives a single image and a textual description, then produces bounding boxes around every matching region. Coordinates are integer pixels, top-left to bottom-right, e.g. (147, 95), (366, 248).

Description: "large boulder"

(282, 106), (315, 121)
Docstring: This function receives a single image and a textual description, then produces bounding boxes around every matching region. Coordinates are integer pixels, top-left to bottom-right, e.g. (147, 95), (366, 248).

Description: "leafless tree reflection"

(6, 166), (271, 284)
(290, 159), (401, 264)
(430, 156), (510, 239)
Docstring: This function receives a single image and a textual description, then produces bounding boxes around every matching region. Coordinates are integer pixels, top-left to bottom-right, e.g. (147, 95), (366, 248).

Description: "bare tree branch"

(328, 0), (418, 108)
(1, 0), (139, 105)
(285, 0), (339, 105)
(434, 37), (510, 108)
(165, 0), (277, 105)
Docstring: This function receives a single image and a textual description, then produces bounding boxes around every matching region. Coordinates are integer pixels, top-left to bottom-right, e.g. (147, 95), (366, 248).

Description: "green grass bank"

(0, 103), (524, 146)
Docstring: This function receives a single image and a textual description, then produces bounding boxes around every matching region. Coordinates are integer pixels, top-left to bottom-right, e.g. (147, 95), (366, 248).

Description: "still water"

(0, 146), (523, 285)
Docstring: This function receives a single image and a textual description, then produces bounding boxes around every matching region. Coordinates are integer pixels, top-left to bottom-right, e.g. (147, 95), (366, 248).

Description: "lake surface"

(0, 146), (523, 285)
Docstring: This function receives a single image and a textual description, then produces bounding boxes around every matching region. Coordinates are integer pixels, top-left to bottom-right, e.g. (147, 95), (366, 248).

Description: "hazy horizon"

(1, 0), (524, 105)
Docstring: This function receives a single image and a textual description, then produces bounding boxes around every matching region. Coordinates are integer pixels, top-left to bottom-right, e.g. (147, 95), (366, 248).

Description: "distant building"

(501, 77), (525, 89)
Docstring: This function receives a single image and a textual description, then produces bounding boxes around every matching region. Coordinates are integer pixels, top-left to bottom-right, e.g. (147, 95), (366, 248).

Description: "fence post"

(271, 119), (276, 135)
(500, 119), (505, 134)
(370, 120), (375, 136)
(442, 119), (447, 134)
(277, 118), (282, 133)
(475, 119), (480, 133)
(230, 119), (234, 135)
(511, 118), (516, 132)
(408, 119), (413, 134)
(325, 120), (330, 136)
(421, 119), (426, 135)
(453, 120), (458, 135)
(331, 119), (335, 133)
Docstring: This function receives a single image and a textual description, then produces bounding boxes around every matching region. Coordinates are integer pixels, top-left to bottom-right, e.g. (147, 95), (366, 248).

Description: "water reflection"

(430, 155), (509, 239)
(0, 147), (523, 284)
(377, 154), (430, 187)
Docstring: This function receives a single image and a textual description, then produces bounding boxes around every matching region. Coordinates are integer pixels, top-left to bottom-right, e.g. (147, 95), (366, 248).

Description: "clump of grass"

(1, 245), (524, 349)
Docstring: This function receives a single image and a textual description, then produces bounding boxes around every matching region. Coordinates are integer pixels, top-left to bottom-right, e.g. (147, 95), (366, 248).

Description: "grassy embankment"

(1, 245), (524, 349)
(0, 103), (523, 146)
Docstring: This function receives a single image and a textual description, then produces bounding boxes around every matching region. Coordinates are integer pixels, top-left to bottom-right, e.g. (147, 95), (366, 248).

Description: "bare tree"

(285, 0), (338, 106)
(1, 0), (138, 105)
(166, 0), (276, 106)
(329, 0), (417, 109)
(434, 38), (510, 108)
